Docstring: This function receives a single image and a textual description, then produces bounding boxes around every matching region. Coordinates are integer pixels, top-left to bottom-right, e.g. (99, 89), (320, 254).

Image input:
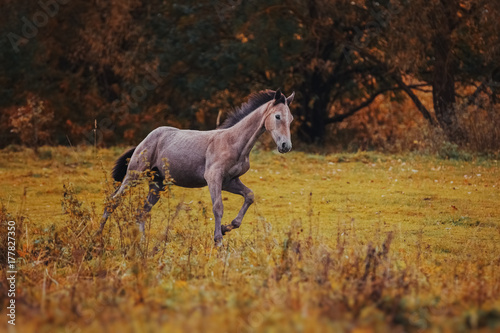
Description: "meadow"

(0, 146), (499, 332)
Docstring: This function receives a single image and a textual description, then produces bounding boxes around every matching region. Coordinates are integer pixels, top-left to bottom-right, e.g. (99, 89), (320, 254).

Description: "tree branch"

(348, 48), (437, 126)
(391, 75), (436, 126)
(465, 81), (487, 106)
(325, 88), (392, 124)
(407, 84), (432, 93)
(325, 83), (434, 124)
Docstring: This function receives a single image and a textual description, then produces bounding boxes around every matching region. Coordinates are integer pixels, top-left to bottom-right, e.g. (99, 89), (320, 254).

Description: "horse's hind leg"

(98, 144), (156, 235)
(221, 178), (254, 235)
(136, 170), (164, 234)
(97, 173), (138, 234)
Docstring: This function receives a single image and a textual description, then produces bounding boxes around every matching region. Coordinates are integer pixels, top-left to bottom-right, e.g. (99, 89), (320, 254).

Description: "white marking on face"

(267, 103), (293, 153)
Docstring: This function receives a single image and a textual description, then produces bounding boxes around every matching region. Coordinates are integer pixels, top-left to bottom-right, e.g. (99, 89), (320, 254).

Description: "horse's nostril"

(282, 142), (287, 149)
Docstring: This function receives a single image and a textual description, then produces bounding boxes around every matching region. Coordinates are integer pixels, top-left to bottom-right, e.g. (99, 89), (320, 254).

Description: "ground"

(0, 146), (499, 332)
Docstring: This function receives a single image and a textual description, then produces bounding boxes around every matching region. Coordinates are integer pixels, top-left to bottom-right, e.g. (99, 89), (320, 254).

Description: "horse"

(98, 89), (294, 246)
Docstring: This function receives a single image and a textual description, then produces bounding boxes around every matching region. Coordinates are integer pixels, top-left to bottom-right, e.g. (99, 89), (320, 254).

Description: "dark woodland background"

(1, 0), (499, 153)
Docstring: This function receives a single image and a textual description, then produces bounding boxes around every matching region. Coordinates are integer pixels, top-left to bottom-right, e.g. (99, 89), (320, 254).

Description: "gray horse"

(99, 89), (294, 245)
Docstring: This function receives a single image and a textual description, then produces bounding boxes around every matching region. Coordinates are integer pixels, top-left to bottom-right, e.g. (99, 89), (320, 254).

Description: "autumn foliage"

(0, 0), (499, 153)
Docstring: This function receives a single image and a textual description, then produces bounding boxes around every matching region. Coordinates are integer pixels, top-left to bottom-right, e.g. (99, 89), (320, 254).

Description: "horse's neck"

(225, 103), (269, 160)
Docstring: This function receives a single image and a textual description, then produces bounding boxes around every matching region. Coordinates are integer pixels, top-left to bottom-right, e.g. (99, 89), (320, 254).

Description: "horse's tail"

(112, 147), (136, 182)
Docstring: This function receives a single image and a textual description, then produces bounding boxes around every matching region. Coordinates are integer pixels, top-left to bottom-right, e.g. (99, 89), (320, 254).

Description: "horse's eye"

(275, 114), (281, 120)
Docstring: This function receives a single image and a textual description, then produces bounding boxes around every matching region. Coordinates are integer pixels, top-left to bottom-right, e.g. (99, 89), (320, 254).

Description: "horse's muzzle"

(278, 141), (292, 153)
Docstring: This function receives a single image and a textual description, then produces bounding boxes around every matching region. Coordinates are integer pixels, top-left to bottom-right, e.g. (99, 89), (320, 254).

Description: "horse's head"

(265, 89), (295, 153)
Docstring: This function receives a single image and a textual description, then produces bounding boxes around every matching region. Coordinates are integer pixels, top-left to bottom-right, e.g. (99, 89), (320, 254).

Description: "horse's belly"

(171, 173), (207, 188)
(167, 163), (207, 188)
(158, 131), (209, 188)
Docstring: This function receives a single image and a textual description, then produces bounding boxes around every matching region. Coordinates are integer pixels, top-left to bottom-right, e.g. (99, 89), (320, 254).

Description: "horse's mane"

(218, 90), (283, 129)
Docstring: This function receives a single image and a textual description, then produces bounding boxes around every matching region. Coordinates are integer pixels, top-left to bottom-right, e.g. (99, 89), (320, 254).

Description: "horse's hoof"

(214, 235), (223, 247)
(221, 224), (232, 235)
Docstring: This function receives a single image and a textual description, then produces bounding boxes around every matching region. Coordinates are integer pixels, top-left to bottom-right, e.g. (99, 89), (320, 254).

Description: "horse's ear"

(286, 91), (295, 105)
(274, 89), (282, 100)
(273, 89), (286, 105)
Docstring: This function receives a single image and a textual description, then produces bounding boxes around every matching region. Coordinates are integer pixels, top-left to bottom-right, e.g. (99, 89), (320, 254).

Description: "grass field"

(0, 146), (499, 332)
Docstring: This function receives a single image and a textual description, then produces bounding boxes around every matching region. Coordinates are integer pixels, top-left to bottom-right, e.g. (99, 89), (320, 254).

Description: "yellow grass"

(0, 146), (499, 332)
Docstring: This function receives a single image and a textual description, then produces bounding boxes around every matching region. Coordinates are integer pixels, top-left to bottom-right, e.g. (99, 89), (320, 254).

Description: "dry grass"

(0, 146), (499, 332)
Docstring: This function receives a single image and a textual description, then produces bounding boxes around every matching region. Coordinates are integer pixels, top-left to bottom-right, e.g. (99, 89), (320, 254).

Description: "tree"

(222, 0), (401, 143)
(232, 0), (500, 144)
(374, 0), (500, 142)
(1, 0), (499, 148)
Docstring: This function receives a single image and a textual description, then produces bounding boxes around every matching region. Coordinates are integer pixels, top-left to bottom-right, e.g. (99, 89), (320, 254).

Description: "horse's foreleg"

(205, 171), (224, 246)
(222, 178), (254, 235)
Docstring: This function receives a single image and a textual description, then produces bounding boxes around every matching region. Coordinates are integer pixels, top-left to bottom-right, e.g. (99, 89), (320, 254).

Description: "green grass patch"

(0, 146), (499, 332)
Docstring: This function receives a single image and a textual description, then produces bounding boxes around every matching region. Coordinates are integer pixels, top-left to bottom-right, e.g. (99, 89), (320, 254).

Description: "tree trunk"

(296, 0), (328, 144)
(432, 33), (461, 141)
(298, 97), (327, 144)
(431, 0), (464, 142)
(298, 69), (329, 144)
